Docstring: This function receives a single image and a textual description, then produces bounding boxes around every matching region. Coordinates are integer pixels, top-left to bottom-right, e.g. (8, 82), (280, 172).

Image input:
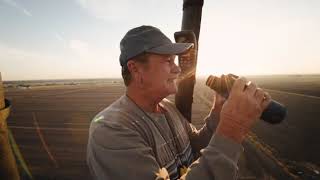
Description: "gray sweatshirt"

(87, 95), (243, 180)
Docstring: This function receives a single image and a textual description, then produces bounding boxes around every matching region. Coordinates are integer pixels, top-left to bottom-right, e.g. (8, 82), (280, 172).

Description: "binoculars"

(206, 74), (287, 124)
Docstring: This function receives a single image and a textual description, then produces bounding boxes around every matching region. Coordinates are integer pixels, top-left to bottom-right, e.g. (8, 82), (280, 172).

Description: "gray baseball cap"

(119, 25), (194, 66)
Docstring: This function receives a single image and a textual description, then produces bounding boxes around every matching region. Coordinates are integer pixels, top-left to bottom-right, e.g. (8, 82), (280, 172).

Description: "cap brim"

(146, 43), (194, 55)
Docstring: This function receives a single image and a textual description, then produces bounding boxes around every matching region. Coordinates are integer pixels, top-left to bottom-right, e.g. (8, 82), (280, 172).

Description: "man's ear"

(127, 60), (138, 73)
(127, 60), (144, 87)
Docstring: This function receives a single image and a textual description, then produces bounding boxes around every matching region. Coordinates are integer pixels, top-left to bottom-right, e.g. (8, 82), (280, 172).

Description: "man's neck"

(126, 87), (163, 113)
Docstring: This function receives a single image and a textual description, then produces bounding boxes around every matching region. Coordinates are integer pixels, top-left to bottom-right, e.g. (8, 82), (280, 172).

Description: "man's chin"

(162, 80), (178, 96)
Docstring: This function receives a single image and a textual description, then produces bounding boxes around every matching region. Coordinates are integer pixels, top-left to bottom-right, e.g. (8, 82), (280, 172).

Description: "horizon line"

(2, 73), (320, 82)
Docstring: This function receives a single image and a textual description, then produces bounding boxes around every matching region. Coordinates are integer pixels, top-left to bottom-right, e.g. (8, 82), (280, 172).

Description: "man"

(87, 25), (271, 180)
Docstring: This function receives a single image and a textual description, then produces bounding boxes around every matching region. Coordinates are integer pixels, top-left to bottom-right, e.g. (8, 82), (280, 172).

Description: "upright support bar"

(0, 72), (20, 180)
(175, 0), (204, 122)
(0, 73), (4, 109)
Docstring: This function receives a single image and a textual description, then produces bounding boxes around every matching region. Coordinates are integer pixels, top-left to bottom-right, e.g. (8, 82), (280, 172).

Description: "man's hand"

(216, 77), (271, 143)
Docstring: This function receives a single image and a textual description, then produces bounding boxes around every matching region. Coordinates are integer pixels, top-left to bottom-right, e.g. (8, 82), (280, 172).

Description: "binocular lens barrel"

(206, 74), (287, 124)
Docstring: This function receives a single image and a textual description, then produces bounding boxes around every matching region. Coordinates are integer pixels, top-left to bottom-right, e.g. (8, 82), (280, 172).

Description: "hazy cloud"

(74, 0), (130, 21)
(2, 0), (32, 16)
(54, 33), (65, 42)
(69, 39), (89, 57)
(54, 32), (68, 48)
(73, 0), (176, 25)
(0, 42), (119, 80)
(0, 42), (60, 80)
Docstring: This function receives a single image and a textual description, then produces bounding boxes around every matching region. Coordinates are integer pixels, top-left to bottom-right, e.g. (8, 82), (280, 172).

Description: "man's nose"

(171, 62), (181, 75)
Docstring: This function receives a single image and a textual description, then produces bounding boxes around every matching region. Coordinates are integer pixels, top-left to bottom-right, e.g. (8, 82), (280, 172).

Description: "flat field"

(4, 75), (320, 179)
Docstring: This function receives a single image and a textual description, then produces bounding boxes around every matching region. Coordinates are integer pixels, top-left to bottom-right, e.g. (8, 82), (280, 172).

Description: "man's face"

(139, 54), (181, 97)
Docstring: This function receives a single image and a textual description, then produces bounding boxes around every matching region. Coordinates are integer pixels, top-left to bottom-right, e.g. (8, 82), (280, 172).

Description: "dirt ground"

(4, 75), (320, 179)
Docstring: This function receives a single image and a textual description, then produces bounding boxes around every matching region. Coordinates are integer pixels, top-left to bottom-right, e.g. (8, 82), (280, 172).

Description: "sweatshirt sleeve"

(184, 108), (220, 154)
(177, 107), (243, 180)
(180, 134), (243, 180)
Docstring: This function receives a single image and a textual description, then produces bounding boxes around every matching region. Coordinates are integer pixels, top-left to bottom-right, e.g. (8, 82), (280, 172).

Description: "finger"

(245, 81), (257, 95)
(231, 77), (247, 94)
(255, 88), (265, 103)
(261, 92), (272, 110)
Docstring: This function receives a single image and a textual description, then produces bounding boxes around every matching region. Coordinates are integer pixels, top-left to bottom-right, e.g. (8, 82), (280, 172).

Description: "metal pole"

(181, 0), (204, 40)
(0, 73), (4, 109)
(175, 0), (204, 122)
(0, 72), (20, 180)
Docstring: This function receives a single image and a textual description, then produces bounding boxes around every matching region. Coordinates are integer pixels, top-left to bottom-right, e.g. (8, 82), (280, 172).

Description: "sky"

(0, 0), (319, 81)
